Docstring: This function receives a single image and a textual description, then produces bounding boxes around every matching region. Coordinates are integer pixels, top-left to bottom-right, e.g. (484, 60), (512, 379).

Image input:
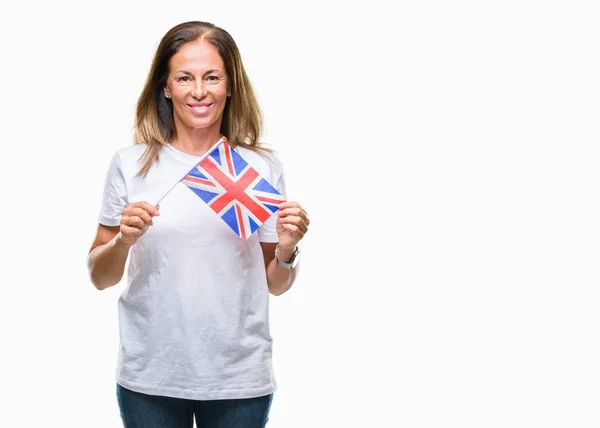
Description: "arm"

(261, 242), (299, 296)
(261, 201), (310, 296)
(88, 225), (131, 290)
(87, 201), (160, 291)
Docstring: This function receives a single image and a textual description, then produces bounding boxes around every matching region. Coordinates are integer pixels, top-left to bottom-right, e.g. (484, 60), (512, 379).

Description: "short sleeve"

(258, 163), (287, 243)
(97, 152), (128, 227)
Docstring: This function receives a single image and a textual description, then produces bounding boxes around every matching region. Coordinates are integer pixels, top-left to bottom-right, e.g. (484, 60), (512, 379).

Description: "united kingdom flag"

(181, 137), (285, 239)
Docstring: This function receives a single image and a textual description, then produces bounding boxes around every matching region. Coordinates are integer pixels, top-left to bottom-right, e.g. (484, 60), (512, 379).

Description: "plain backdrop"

(0, 1), (599, 427)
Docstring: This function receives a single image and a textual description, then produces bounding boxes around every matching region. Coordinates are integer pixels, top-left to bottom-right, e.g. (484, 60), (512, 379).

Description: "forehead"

(169, 39), (224, 72)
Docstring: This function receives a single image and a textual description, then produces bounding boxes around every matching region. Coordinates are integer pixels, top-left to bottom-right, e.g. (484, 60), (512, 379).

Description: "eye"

(177, 76), (191, 82)
(206, 75), (220, 82)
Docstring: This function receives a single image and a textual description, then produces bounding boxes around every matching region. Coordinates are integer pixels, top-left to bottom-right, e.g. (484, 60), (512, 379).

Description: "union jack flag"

(181, 137), (285, 239)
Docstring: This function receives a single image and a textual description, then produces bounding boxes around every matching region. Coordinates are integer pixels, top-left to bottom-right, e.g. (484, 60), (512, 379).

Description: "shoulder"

(113, 144), (146, 164)
(103, 144), (148, 178)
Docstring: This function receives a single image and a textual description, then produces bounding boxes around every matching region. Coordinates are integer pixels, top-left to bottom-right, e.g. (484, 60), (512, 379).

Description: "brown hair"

(134, 21), (267, 177)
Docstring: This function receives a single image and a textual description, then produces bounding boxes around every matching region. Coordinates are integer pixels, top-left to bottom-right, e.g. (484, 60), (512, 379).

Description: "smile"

(187, 103), (213, 115)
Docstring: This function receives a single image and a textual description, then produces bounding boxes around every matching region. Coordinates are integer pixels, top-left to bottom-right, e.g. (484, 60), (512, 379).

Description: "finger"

(129, 201), (161, 217)
(122, 216), (147, 230)
(281, 223), (305, 238)
(121, 224), (145, 237)
(277, 207), (308, 218)
(278, 208), (309, 227)
(277, 201), (305, 212)
(122, 205), (148, 220)
(128, 208), (154, 225)
(278, 216), (308, 233)
(277, 201), (301, 210)
(278, 211), (309, 228)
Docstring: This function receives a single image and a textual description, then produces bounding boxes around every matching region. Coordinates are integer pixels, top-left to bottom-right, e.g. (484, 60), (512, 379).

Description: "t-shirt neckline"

(165, 136), (227, 162)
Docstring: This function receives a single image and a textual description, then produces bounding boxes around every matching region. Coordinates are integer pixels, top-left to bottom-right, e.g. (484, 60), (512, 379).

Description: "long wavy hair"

(134, 21), (266, 177)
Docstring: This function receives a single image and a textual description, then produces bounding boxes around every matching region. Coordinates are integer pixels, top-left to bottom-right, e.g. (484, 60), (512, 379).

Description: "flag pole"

(154, 137), (225, 206)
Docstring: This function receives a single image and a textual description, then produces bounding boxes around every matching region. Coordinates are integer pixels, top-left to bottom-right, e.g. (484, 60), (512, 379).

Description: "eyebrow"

(174, 69), (223, 75)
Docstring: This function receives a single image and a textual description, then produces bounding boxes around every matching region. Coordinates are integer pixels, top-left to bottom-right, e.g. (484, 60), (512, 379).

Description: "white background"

(0, 1), (598, 427)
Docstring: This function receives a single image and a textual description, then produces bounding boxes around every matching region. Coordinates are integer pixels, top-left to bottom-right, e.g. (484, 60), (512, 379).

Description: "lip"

(187, 103), (213, 115)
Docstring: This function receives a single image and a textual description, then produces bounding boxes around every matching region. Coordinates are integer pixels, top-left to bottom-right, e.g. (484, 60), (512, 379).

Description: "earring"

(165, 93), (171, 99)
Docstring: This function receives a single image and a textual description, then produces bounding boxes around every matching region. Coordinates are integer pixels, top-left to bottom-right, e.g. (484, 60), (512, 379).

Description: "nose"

(191, 80), (207, 99)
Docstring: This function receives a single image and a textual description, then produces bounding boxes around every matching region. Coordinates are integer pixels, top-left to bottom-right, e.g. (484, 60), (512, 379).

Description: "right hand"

(119, 201), (160, 247)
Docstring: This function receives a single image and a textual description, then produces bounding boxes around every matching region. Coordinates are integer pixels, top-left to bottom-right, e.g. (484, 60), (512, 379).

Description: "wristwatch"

(275, 244), (300, 270)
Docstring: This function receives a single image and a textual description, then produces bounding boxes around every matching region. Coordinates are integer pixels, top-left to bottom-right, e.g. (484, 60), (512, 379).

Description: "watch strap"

(275, 245), (300, 270)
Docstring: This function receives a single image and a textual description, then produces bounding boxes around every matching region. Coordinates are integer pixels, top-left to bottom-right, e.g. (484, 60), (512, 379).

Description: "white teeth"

(191, 105), (209, 112)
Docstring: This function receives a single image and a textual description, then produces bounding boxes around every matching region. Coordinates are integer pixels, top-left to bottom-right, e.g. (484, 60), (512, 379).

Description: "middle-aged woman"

(87, 20), (309, 428)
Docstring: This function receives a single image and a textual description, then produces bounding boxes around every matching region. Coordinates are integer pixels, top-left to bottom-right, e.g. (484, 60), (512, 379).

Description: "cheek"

(214, 86), (229, 100)
(171, 86), (187, 100)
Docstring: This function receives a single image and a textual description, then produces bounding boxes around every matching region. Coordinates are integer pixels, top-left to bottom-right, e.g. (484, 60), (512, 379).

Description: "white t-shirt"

(97, 141), (285, 400)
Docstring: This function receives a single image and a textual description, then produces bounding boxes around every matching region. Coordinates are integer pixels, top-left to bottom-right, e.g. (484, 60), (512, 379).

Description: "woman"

(88, 21), (309, 428)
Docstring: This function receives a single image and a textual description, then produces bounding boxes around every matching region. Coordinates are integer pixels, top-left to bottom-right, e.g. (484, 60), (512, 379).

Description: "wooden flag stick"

(154, 137), (225, 206)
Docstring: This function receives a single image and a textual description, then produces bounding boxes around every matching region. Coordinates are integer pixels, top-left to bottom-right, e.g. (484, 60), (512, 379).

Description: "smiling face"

(164, 38), (230, 138)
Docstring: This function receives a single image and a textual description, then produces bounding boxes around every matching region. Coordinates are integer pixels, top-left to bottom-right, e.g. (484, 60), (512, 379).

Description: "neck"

(170, 123), (223, 157)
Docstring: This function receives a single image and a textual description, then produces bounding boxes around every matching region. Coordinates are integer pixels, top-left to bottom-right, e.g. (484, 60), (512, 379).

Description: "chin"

(181, 116), (211, 128)
(193, 116), (223, 129)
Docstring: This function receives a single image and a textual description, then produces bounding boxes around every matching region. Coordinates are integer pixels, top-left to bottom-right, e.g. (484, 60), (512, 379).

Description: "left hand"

(276, 201), (310, 250)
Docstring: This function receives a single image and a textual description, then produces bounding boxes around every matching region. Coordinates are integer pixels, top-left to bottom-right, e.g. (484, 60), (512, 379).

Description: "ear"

(163, 86), (171, 99)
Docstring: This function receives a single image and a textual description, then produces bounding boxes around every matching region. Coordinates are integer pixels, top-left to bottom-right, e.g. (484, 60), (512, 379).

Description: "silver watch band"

(275, 244), (300, 270)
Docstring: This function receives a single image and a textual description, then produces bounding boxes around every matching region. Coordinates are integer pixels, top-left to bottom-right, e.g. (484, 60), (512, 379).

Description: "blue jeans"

(117, 384), (273, 428)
